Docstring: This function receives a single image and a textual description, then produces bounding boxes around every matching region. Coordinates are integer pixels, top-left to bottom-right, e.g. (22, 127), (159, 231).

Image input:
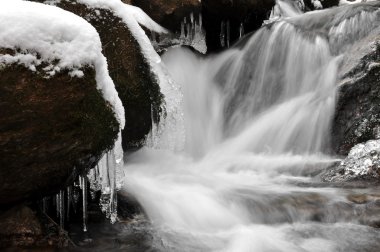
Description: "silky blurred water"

(122, 2), (380, 252)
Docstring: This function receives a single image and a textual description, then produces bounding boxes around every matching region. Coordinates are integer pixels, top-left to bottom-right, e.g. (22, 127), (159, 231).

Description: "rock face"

(202, 0), (275, 51)
(35, 0), (163, 149)
(0, 61), (119, 205)
(130, 0), (201, 32)
(332, 27), (380, 155)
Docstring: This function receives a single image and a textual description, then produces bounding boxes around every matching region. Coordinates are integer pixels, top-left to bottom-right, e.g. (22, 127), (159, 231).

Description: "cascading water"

(123, 2), (380, 252)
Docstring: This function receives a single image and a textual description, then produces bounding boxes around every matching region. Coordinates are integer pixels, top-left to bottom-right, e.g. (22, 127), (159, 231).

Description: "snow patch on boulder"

(325, 140), (380, 182)
(77, 0), (185, 150)
(0, 0), (125, 128)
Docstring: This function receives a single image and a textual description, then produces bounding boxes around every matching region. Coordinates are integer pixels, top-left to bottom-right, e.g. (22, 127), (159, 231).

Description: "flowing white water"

(123, 2), (380, 252)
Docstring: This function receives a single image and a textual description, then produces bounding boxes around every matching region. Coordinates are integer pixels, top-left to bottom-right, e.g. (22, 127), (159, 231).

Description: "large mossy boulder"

(0, 59), (119, 205)
(34, 0), (163, 149)
(130, 0), (201, 32)
(202, 0), (275, 52)
(332, 27), (380, 156)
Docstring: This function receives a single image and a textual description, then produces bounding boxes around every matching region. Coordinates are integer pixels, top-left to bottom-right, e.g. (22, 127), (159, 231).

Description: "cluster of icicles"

(42, 140), (123, 232)
(150, 12), (207, 54)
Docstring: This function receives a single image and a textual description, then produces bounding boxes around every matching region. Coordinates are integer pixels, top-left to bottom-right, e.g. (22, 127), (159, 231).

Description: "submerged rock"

(324, 140), (380, 182)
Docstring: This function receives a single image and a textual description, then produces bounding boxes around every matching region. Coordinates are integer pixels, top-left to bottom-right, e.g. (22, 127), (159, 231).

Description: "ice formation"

(177, 13), (207, 54)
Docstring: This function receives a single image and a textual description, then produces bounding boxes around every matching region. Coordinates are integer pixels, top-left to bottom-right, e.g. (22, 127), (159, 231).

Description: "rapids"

(122, 2), (380, 251)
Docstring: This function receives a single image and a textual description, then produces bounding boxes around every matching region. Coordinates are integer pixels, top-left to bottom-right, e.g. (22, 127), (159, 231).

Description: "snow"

(340, 0), (377, 5)
(324, 140), (380, 182)
(0, 0), (125, 129)
(340, 140), (380, 178)
(77, 0), (185, 151)
(77, 0), (167, 34)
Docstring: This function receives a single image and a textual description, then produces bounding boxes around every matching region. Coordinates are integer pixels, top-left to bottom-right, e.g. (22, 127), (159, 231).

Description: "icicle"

(226, 20), (230, 48)
(81, 175), (88, 232)
(59, 190), (65, 228)
(56, 193), (59, 217)
(180, 21), (185, 40)
(220, 21), (226, 48)
(199, 13), (202, 28)
(88, 132), (123, 224)
(66, 186), (72, 220)
(239, 23), (245, 38)
(72, 183), (80, 214)
(186, 23), (191, 40)
(190, 12), (194, 24)
(79, 175), (83, 189)
(42, 197), (47, 214)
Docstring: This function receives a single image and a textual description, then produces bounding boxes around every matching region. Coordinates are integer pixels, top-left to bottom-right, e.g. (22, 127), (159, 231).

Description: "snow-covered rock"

(35, 0), (167, 149)
(0, 0), (124, 128)
(324, 140), (380, 182)
(0, 0), (121, 205)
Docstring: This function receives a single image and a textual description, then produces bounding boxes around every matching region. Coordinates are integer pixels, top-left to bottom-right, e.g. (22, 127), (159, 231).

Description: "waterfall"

(122, 2), (380, 252)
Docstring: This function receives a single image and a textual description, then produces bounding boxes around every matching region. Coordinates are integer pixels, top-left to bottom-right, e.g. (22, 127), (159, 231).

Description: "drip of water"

(124, 2), (380, 251)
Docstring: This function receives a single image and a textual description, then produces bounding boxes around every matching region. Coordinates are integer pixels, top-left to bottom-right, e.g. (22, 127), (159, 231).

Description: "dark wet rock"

(0, 60), (119, 206)
(347, 193), (380, 204)
(0, 205), (43, 248)
(117, 191), (144, 220)
(33, 0), (164, 149)
(320, 0), (340, 8)
(130, 0), (201, 32)
(333, 26), (380, 155)
(202, 0), (275, 52)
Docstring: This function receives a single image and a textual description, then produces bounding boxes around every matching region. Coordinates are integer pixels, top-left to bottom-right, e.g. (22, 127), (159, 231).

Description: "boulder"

(0, 59), (118, 205)
(323, 140), (380, 182)
(332, 27), (380, 155)
(34, 0), (164, 149)
(130, 0), (201, 32)
(0, 205), (43, 248)
(202, 0), (275, 51)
